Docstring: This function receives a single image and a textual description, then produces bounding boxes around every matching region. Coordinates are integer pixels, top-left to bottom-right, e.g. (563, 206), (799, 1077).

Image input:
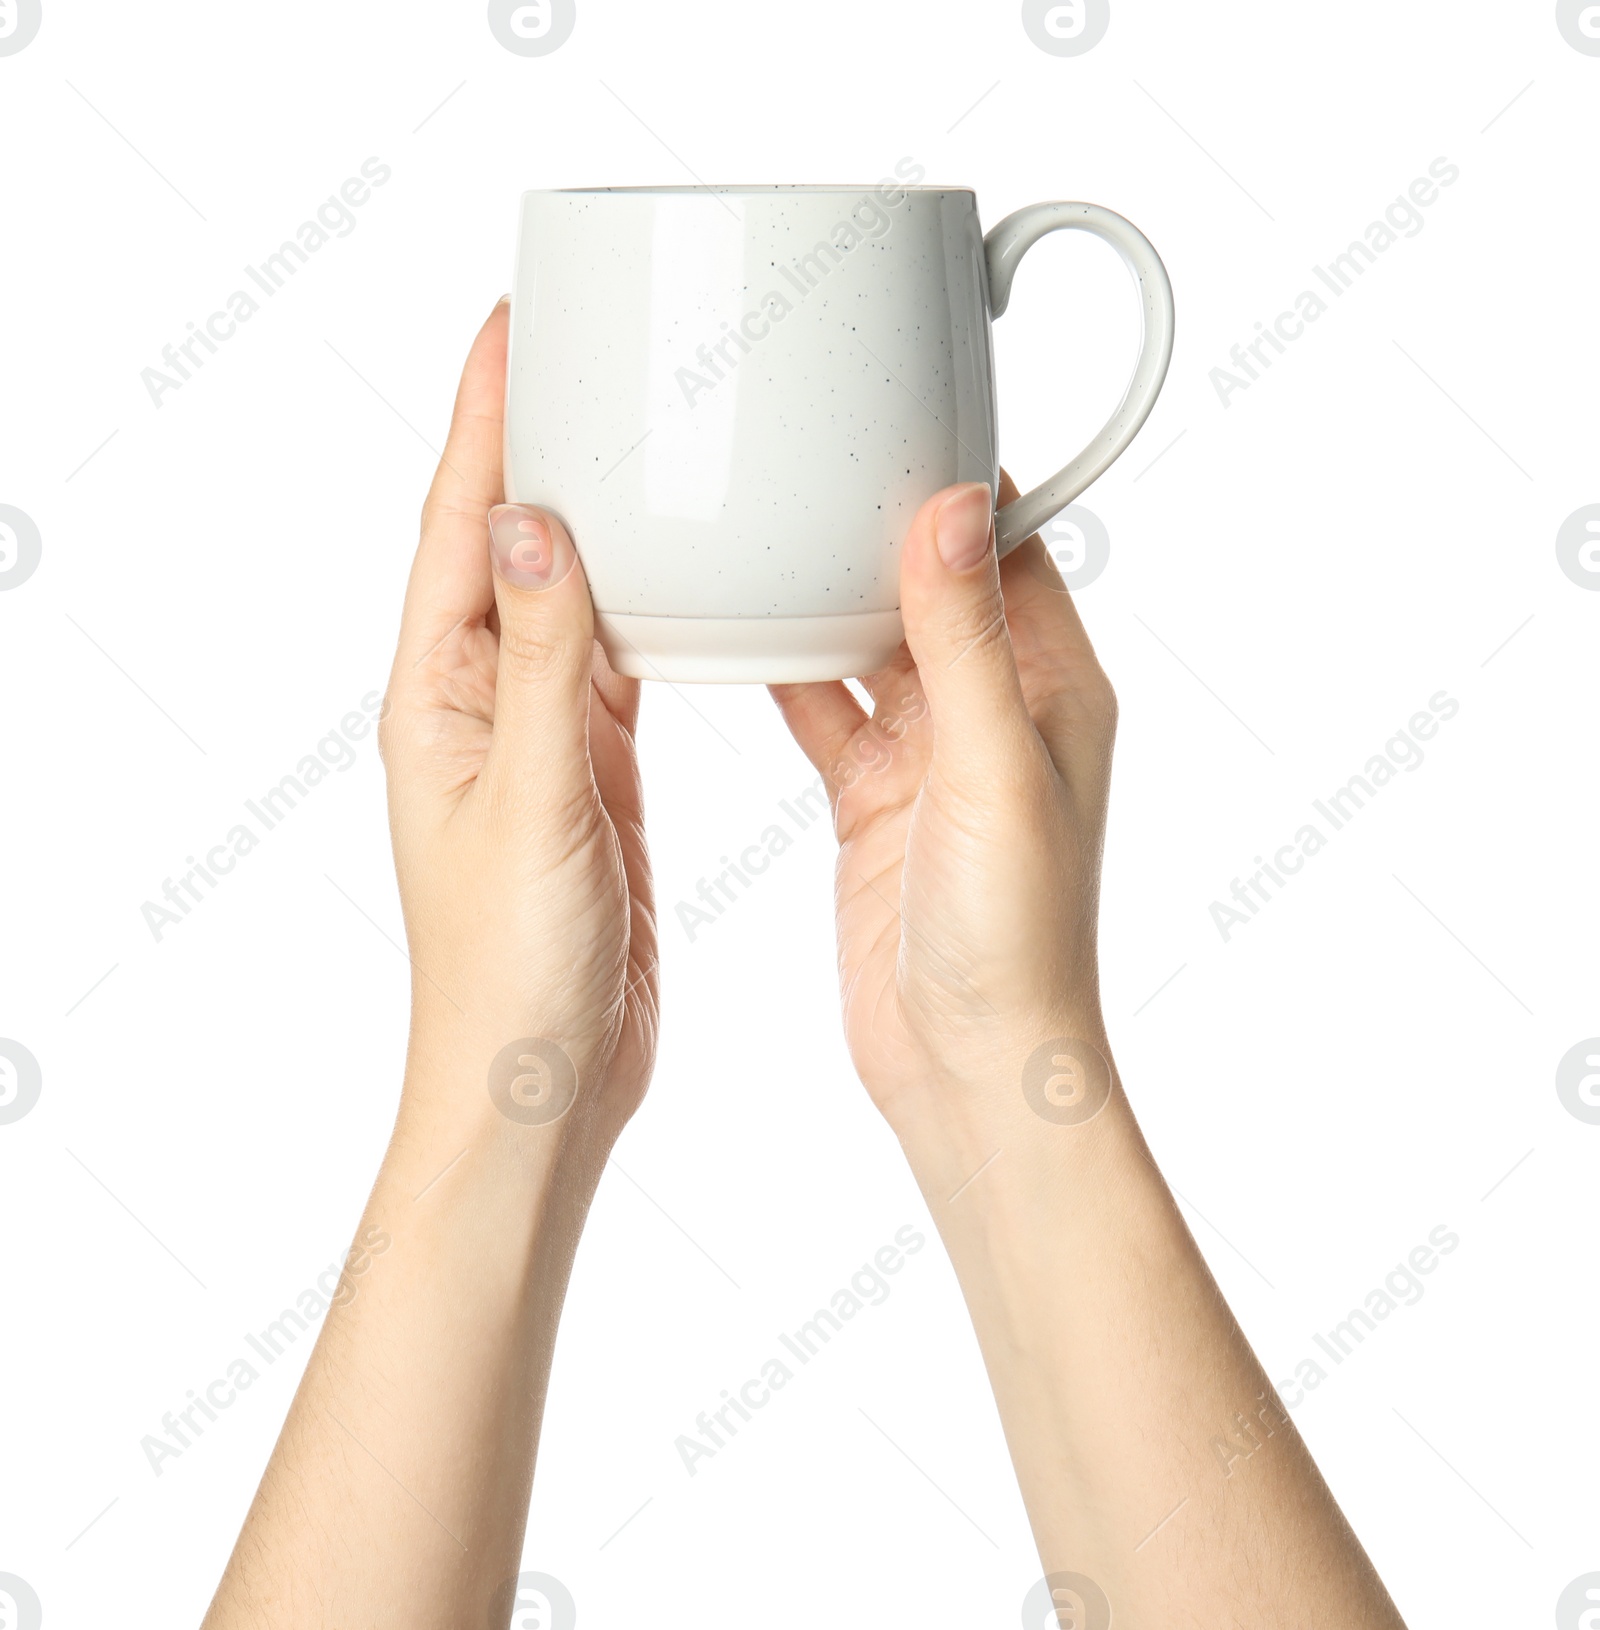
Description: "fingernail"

(488, 504), (575, 590)
(934, 483), (995, 572)
(495, 293), (511, 308)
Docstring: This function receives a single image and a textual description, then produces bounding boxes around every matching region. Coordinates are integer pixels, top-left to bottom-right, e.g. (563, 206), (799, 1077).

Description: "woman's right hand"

(771, 473), (1120, 1161)
(775, 475), (1406, 1630)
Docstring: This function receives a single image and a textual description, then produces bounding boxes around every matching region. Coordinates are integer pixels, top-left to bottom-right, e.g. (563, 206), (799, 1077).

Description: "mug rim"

(524, 183), (975, 197)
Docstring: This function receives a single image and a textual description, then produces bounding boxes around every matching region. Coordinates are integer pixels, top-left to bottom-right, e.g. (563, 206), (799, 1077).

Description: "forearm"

(201, 299), (658, 1625)
(896, 1048), (1404, 1628)
(204, 1028), (608, 1628)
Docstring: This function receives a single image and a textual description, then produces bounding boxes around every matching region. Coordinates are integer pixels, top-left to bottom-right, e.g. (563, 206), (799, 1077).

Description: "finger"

(588, 647), (644, 828)
(856, 652), (928, 743)
(768, 680), (867, 799)
(992, 468), (1119, 780)
(897, 482), (1032, 766)
(588, 682), (645, 829)
(590, 639), (641, 738)
(994, 466), (1099, 662)
(856, 641), (919, 709)
(394, 298), (509, 679)
(480, 503), (597, 809)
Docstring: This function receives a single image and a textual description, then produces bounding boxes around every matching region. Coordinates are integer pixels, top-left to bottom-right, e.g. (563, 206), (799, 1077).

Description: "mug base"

(594, 610), (907, 685)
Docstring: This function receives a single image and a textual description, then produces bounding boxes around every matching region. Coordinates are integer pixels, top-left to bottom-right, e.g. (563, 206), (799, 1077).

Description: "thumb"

(482, 503), (595, 806)
(899, 482), (1031, 764)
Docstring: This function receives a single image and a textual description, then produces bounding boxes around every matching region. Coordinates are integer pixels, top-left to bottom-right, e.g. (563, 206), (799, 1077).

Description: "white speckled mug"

(505, 176), (1173, 683)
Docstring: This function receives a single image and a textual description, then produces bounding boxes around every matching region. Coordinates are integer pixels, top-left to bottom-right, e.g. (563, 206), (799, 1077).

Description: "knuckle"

(943, 592), (1012, 670)
(497, 617), (579, 688)
(1056, 653), (1117, 735)
(375, 700), (454, 775)
(376, 709), (400, 766)
(420, 489), (486, 539)
(483, 757), (595, 841)
(1092, 671), (1119, 733)
(375, 697), (411, 768)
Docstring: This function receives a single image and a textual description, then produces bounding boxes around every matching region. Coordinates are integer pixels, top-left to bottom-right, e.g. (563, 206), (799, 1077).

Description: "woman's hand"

(774, 478), (1404, 1629)
(382, 297), (658, 1150)
(771, 473), (1116, 1155)
(205, 299), (661, 1629)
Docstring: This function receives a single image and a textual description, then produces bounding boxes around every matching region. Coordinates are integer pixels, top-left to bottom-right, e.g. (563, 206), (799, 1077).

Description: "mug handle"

(983, 202), (1176, 558)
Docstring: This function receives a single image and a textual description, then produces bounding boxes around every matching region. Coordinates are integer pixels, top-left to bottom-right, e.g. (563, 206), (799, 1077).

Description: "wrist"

(894, 1083), (1139, 1228)
(893, 1084), (1180, 1383)
(881, 1021), (1170, 1272)
(400, 1001), (642, 1155)
(386, 1018), (623, 1205)
(879, 1010), (1118, 1172)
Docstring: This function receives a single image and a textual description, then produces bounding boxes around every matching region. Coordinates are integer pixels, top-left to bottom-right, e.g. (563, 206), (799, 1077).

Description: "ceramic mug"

(504, 176), (1174, 683)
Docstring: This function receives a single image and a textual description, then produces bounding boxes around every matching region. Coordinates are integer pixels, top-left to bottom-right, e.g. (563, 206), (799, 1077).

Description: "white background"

(1, 3), (1596, 1626)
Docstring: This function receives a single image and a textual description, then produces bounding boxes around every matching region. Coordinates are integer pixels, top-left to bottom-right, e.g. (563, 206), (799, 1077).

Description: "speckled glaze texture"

(504, 186), (1173, 683)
